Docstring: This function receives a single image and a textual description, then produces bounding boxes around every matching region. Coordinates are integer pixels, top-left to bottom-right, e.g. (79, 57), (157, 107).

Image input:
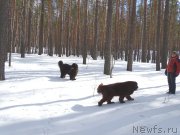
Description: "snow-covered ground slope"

(0, 53), (180, 135)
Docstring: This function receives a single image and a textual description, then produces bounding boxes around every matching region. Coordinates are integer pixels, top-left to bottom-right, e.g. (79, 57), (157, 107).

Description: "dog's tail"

(97, 83), (103, 93)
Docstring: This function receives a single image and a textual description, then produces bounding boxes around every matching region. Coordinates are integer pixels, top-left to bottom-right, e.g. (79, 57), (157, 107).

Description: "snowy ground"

(0, 53), (180, 135)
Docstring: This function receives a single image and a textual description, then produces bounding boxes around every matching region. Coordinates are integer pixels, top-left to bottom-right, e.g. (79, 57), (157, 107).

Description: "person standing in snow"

(165, 51), (180, 94)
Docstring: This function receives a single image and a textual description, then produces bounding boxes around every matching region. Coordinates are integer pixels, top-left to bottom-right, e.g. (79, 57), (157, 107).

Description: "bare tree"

(82, 0), (88, 64)
(92, 0), (99, 60)
(104, 0), (113, 75)
(38, 0), (44, 55)
(8, 0), (16, 67)
(57, 0), (64, 57)
(156, 0), (161, 71)
(20, 0), (26, 58)
(0, 0), (9, 80)
(127, 0), (136, 71)
(76, 0), (81, 57)
(114, 0), (120, 60)
(47, 0), (53, 56)
(141, 0), (147, 62)
(65, 0), (71, 56)
(161, 0), (170, 69)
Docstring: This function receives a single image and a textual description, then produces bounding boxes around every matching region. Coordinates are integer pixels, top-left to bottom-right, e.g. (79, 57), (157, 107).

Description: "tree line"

(0, 0), (180, 80)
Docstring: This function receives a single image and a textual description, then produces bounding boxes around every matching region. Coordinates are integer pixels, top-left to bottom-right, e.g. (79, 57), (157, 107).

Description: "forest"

(0, 0), (180, 80)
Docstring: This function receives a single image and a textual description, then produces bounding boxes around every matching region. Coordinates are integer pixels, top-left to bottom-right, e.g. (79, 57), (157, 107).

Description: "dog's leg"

(107, 96), (114, 104)
(126, 95), (134, 101)
(98, 97), (107, 106)
(70, 74), (76, 80)
(60, 73), (66, 78)
(119, 96), (125, 103)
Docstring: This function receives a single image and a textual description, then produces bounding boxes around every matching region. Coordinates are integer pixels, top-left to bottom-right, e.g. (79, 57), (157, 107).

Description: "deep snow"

(0, 53), (180, 135)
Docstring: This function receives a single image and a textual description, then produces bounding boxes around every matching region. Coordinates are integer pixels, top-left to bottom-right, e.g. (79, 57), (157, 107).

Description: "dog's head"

(72, 63), (78, 70)
(58, 61), (63, 66)
(133, 82), (138, 91)
(97, 83), (103, 93)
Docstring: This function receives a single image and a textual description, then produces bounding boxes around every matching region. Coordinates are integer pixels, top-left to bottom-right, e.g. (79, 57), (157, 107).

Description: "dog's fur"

(58, 61), (78, 80)
(97, 81), (138, 106)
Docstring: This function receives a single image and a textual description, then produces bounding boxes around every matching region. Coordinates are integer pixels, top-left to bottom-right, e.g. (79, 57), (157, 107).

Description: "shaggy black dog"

(58, 61), (78, 80)
(97, 81), (138, 106)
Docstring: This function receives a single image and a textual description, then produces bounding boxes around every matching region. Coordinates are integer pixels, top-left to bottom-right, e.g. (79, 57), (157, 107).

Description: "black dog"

(58, 61), (78, 80)
(97, 81), (138, 106)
